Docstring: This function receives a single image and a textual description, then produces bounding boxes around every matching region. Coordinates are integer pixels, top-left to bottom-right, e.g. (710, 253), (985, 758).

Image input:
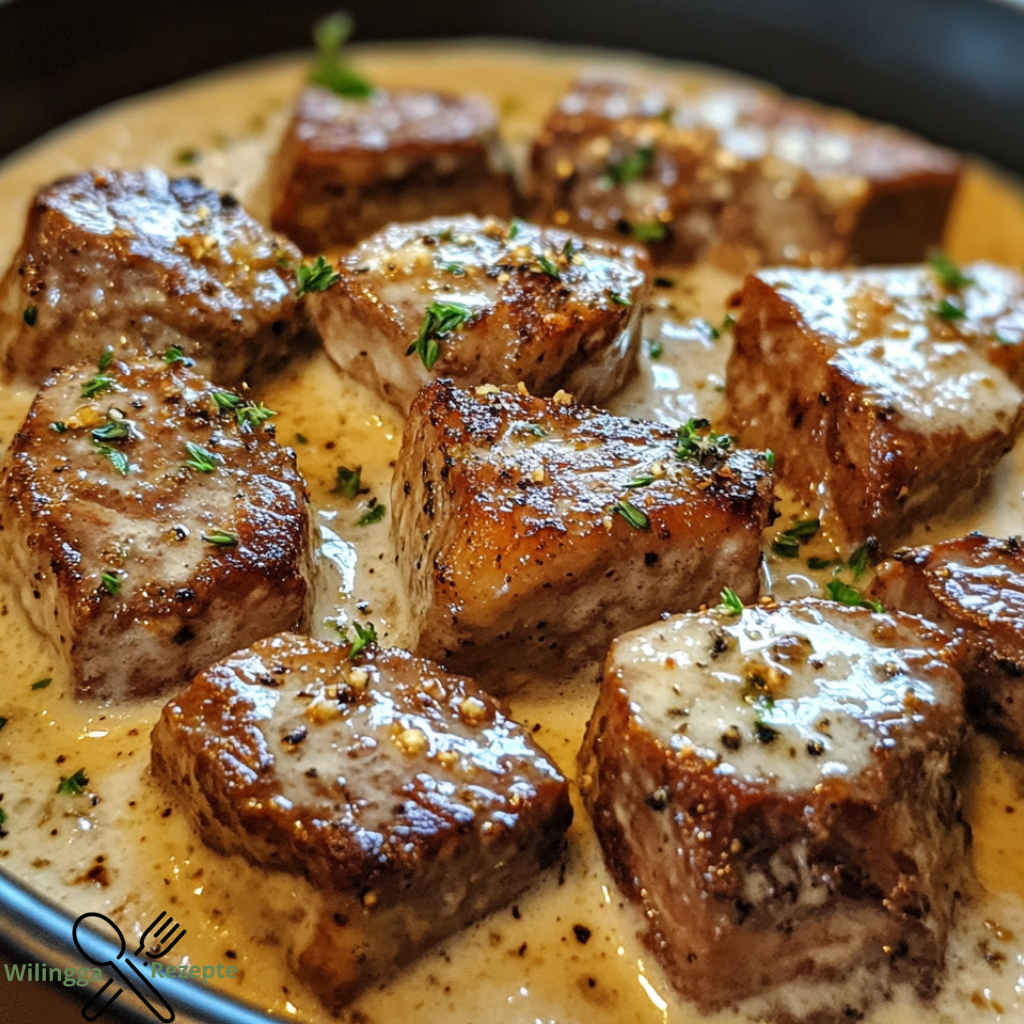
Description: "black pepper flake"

(511, 905), (521, 920)
(282, 726), (308, 747)
(305, 767), (319, 778)
(806, 739), (825, 756)
(721, 726), (741, 751)
(645, 788), (668, 811)
(572, 924), (592, 944)
(755, 723), (780, 744)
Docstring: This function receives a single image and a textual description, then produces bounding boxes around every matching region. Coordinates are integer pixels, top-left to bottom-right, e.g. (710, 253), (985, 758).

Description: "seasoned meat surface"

(0, 169), (303, 386)
(268, 87), (514, 251)
(579, 598), (969, 1022)
(726, 263), (1024, 553)
(873, 534), (1024, 754)
(393, 380), (774, 689)
(150, 632), (572, 1009)
(308, 215), (650, 413)
(526, 77), (960, 269)
(0, 356), (312, 700)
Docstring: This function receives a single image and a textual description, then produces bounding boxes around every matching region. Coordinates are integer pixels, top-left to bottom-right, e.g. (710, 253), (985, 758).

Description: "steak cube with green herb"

(726, 262), (1024, 554)
(392, 380), (774, 691)
(308, 214), (650, 413)
(267, 86), (514, 252)
(525, 76), (961, 269)
(0, 356), (313, 700)
(0, 169), (303, 386)
(579, 598), (969, 1020)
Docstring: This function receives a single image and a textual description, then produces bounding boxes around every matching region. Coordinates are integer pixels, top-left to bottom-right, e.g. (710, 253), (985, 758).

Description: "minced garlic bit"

(602, 514), (614, 530)
(516, 381), (530, 396)
(436, 749), (459, 769)
(552, 389), (574, 405)
(530, 467), (546, 483)
(395, 727), (429, 755)
(362, 891), (378, 909)
(458, 696), (488, 726)
(474, 383), (500, 396)
(346, 667), (369, 691)
(650, 461), (667, 479)
(65, 404), (107, 430)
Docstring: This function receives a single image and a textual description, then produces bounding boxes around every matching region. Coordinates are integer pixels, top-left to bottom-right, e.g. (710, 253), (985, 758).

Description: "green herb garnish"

(807, 556), (832, 570)
(928, 250), (974, 290)
(933, 297), (966, 321)
(709, 314), (736, 340)
(847, 544), (872, 578)
(357, 503), (386, 527)
(100, 572), (121, 596)
(632, 221), (667, 243)
(647, 339), (664, 360)
(675, 418), (732, 465)
(653, 276), (676, 288)
(624, 474), (654, 488)
(348, 620), (378, 660)
(23, 305), (38, 327)
(507, 219), (522, 241)
(51, 422), (67, 434)
(771, 518), (821, 559)
(610, 499), (650, 531)
(31, 678), (51, 691)
(236, 402), (277, 430)
(442, 262), (466, 276)
(601, 145), (654, 187)
(609, 292), (632, 307)
(333, 464), (362, 499)
(163, 346), (189, 365)
(212, 391), (242, 412)
(184, 441), (220, 474)
(202, 529), (238, 547)
(296, 255), (341, 297)
(81, 375), (116, 399)
(97, 347), (114, 372)
(309, 11), (373, 98)
(718, 587), (744, 616)
(91, 418), (132, 443)
(407, 300), (472, 370)
(535, 253), (561, 279)
(94, 443), (130, 476)
(57, 768), (89, 796)
(826, 578), (882, 612)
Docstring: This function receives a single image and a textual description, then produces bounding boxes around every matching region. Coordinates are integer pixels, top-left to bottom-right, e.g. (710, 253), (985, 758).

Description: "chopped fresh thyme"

(624, 474), (655, 488)
(709, 314), (736, 340)
(236, 402), (276, 430)
(718, 587), (744, 616)
(506, 219), (522, 241)
(765, 449), (775, 470)
(81, 374), (116, 399)
(771, 518), (821, 559)
(202, 529), (238, 547)
(933, 297), (966, 321)
(100, 572), (122, 596)
(357, 503), (387, 527)
(807, 556), (832, 570)
(647, 339), (664, 359)
(348, 620), (378, 660)
(296, 255), (341, 297)
(847, 544), (872, 578)
(562, 239), (578, 262)
(928, 250), (974, 290)
(23, 305), (38, 327)
(31, 678), (52, 690)
(609, 291), (632, 306)
(407, 300), (472, 370)
(91, 417), (132, 443)
(97, 347), (114, 372)
(632, 221), (667, 243)
(601, 145), (654, 187)
(675, 417), (732, 465)
(213, 390), (242, 412)
(94, 442), (130, 476)
(535, 253), (561, 279)
(184, 441), (220, 474)
(333, 465), (362, 499)
(441, 262), (466, 276)
(163, 346), (189, 365)
(295, 433), (309, 444)
(826, 578), (882, 613)
(309, 11), (373, 98)
(610, 499), (650, 531)
(51, 422), (67, 434)
(57, 768), (89, 796)
(653, 276), (676, 288)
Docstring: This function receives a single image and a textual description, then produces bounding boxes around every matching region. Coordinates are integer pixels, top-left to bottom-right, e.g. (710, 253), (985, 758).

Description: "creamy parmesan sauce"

(2, 39), (1024, 1024)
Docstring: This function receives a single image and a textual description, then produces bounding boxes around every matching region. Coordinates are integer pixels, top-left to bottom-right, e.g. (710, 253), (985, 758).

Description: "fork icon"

(134, 911), (186, 959)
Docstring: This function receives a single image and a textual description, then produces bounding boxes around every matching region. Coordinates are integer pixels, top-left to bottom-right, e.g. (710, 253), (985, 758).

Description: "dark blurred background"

(0, 0), (1023, 171)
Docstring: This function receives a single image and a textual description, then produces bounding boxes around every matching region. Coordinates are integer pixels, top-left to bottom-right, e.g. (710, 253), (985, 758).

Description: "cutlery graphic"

(134, 910), (186, 959)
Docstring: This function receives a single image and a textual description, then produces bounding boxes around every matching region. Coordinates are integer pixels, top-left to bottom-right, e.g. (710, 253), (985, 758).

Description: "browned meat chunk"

(872, 534), (1024, 754)
(726, 263), (1024, 553)
(307, 215), (650, 412)
(393, 380), (774, 689)
(0, 356), (312, 700)
(525, 76), (961, 269)
(267, 86), (514, 252)
(0, 169), (303, 386)
(578, 598), (969, 1022)
(150, 631), (571, 1010)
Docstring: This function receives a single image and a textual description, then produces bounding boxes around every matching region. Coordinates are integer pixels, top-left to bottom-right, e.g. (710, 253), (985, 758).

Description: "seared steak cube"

(0, 356), (312, 700)
(0, 169), (303, 385)
(267, 86), (513, 252)
(872, 534), (1024, 754)
(579, 598), (969, 1022)
(308, 215), (650, 413)
(726, 263), (1024, 553)
(393, 380), (774, 689)
(526, 76), (961, 269)
(150, 632), (572, 1010)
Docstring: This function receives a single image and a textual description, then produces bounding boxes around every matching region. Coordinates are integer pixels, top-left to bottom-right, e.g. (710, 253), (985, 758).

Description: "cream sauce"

(1, 39), (1024, 1024)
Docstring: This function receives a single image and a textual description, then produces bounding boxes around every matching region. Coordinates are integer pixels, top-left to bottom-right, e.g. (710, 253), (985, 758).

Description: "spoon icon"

(72, 912), (175, 1022)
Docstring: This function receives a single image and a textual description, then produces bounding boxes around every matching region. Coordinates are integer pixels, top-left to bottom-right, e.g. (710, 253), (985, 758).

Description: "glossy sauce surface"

(1, 41), (1024, 1024)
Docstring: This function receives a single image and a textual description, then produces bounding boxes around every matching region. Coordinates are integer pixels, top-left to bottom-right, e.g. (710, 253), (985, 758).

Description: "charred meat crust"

(0, 168), (303, 386)
(307, 214), (650, 413)
(579, 599), (970, 1021)
(267, 87), (514, 251)
(873, 534), (1024, 754)
(526, 76), (960, 269)
(150, 632), (572, 1007)
(0, 357), (313, 699)
(393, 380), (774, 687)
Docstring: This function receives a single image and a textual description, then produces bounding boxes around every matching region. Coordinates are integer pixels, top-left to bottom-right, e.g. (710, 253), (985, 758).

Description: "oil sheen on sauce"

(2, 41), (1024, 1024)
